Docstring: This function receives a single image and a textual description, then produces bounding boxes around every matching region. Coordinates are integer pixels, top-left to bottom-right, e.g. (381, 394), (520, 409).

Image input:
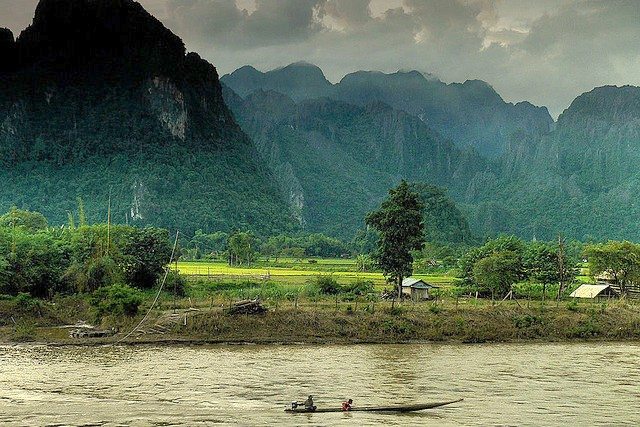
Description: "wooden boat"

(285, 398), (463, 413)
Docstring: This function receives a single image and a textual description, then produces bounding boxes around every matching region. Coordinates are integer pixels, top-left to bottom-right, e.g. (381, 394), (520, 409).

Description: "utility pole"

(107, 190), (112, 256)
(557, 235), (566, 300)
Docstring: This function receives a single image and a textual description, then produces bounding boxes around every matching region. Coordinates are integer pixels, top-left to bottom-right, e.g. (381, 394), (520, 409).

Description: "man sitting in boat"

(303, 395), (316, 411)
(341, 399), (353, 411)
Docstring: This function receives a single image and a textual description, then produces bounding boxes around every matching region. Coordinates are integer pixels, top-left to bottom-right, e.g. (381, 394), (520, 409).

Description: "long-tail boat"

(285, 398), (463, 413)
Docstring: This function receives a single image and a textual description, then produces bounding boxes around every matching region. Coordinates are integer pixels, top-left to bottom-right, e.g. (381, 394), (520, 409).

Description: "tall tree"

(366, 180), (425, 298)
(472, 250), (522, 299)
(585, 241), (640, 296)
(524, 241), (574, 302)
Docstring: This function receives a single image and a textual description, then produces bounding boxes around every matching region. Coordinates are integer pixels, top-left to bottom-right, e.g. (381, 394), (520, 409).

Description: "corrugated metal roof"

(570, 284), (611, 298)
(402, 277), (435, 289)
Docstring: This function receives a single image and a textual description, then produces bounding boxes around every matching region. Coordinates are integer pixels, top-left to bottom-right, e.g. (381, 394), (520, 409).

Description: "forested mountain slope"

(223, 86), (488, 238)
(0, 0), (295, 236)
(223, 63), (640, 241)
(493, 85), (640, 240)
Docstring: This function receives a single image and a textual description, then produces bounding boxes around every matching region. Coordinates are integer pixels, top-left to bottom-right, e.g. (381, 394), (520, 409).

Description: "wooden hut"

(401, 278), (437, 300)
(569, 284), (616, 299)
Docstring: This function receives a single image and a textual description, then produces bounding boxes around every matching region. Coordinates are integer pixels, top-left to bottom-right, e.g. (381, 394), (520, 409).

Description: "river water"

(1, 342), (639, 426)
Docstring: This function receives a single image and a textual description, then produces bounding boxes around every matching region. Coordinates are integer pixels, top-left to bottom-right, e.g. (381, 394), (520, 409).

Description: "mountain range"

(1, 0), (639, 244)
(222, 64), (640, 241)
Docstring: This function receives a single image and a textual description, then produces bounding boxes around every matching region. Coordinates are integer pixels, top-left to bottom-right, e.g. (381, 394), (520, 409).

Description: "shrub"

(12, 320), (36, 342)
(315, 275), (340, 295)
(14, 292), (41, 313)
(343, 280), (374, 296)
(164, 271), (186, 297)
(429, 304), (442, 314)
(90, 284), (143, 317)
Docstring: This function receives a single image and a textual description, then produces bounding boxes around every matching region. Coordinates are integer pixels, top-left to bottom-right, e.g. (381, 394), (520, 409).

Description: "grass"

(2, 278), (638, 344)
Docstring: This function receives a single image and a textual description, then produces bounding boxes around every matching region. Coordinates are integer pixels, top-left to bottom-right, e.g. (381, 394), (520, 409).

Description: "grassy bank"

(3, 293), (640, 345)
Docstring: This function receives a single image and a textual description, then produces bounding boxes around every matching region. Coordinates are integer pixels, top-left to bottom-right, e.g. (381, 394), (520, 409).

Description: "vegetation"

(0, 203), (638, 346)
(585, 241), (640, 296)
(0, 208), (172, 298)
(366, 180), (425, 297)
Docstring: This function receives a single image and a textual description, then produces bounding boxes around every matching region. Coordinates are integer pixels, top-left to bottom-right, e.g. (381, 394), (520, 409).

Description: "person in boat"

(341, 399), (353, 411)
(303, 395), (316, 411)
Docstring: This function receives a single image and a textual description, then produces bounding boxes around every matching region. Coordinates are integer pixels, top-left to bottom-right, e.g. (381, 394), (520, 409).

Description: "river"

(1, 342), (639, 426)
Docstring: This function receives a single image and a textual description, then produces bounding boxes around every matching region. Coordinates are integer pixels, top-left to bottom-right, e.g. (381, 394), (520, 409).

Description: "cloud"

(0, 0), (38, 35)
(1, 0), (639, 117)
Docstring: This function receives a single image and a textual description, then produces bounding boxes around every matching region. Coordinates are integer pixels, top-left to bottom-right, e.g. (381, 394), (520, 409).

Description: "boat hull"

(284, 399), (463, 413)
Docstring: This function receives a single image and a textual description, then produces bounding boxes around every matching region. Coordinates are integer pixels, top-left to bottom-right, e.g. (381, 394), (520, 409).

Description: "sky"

(1, 0), (640, 117)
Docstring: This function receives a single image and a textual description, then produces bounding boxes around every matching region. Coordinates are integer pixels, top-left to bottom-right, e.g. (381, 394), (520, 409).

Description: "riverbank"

(3, 299), (640, 345)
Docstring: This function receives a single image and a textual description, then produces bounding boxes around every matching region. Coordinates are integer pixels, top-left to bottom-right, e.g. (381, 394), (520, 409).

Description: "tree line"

(365, 180), (640, 300)
(0, 207), (171, 298)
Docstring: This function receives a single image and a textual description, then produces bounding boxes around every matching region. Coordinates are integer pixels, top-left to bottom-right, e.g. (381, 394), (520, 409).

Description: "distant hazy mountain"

(492, 85), (640, 240)
(222, 63), (553, 158)
(0, 0), (295, 236)
(223, 85), (486, 239)
(222, 62), (334, 102)
(223, 63), (640, 241)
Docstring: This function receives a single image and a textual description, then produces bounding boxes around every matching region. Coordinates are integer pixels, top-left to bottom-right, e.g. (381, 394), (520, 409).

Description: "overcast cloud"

(2, 0), (639, 117)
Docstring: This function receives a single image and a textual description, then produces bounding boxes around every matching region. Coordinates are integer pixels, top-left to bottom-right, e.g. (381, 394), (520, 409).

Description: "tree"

(585, 241), (640, 296)
(459, 235), (525, 285)
(0, 207), (48, 232)
(121, 227), (172, 289)
(526, 243), (558, 301)
(227, 231), (255, 266)
(473, 250), (522, 299)
(366, 180), (425, 298)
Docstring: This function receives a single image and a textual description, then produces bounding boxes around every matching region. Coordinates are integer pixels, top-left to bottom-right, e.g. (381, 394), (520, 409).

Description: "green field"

(175, 258), (458, 287)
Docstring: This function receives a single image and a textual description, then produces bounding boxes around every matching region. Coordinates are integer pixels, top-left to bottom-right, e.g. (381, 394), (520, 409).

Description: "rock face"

(0, 28), (15, 72)
(223, 85), (487, 238)
(491, 85), (640, 240)
(223, 61), (640, 241)
(0, 0), (294, 235)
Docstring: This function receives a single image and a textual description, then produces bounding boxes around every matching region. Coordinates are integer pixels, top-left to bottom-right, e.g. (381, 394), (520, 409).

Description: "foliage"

(165, 271), (186, 297)
(189, 230), (229, 258)
(472, 251), (523, 297)
(0, 207), (173, 298)
(90, 284), (143, 317)
(459, 235), (526, 285)
(585, 241), (640, 295)
(342, 279), (375, 296)
(366, 180), (425, 295)
(0, 207), (48, 232)
(260, 233), (348, 259)
(410, 183), (474, 244)
(120, 227), (172, 289)
(228, 231), (256, 266)
(315, 275), (340, 295)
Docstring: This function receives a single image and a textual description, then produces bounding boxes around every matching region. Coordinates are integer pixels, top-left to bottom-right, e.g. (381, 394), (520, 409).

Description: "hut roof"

(402, 277), (436, 289)
(569, 284), (611, 298)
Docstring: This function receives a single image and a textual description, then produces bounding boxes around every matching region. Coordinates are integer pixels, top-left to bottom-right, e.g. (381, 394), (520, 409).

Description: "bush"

(12, 320), (36, 342)
(90, 284), (143, 317)
(315, 275), (340, 295)
(14, 292), (41, 314)
(343, 280), (374, 296)
(164, 271), (186, 297)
